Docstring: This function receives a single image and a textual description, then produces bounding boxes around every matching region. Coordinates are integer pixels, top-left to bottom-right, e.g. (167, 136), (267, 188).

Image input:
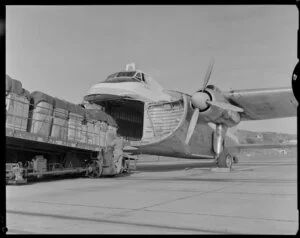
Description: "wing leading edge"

(224, 87), (297, 121)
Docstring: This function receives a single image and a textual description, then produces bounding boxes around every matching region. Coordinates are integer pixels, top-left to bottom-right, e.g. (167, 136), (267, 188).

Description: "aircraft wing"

(224, 87), (298, 121)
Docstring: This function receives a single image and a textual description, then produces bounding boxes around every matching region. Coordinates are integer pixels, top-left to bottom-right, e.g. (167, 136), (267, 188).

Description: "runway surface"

(6, 155), (298, 234)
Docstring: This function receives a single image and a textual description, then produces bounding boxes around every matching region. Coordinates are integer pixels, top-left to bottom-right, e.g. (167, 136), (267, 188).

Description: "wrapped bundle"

(67, 104), (85, 142)
(6, 76), (31, 132)
(51, 98), (69, 140)
(29, 91), (54, 137)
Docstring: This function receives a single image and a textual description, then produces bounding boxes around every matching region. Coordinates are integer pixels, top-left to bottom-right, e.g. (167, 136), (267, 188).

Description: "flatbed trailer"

(5, 90), (136, 184)
(6, 127), (137, 184)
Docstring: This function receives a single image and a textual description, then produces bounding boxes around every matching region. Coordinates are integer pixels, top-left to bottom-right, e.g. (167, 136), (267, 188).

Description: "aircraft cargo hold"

(5, 75), (136, 184)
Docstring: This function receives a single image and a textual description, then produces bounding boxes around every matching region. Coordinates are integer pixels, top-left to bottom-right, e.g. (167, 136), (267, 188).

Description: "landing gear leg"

(216, 149), (233, 169)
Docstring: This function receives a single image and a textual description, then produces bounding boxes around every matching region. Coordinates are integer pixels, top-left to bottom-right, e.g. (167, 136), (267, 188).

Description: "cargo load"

(6, 78), (133, 184)
(85, 109), (110, 146)
(80, 124), (88, 143)
(99, 121), (108, 147)
(94, 121), (101, 146)
(6, 75), (31, 132)
(6, 75), (23, 95)
(84, 110), (95, 144)
(51, 98), (69, 140)
(106, 114), (118, 127)
(67, 103), (85, 142)
(29, 91), (54, 137)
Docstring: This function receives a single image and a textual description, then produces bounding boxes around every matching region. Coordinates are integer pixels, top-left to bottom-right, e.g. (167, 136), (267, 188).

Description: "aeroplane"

(84, 62), (298, 169)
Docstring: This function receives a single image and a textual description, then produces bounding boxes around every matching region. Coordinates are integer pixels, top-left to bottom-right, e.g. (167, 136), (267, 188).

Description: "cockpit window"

(141, 73), (145, 82)
(116, 71), (136, 78)
(135, 72), (142, 81)
(100, 71), (145, 83)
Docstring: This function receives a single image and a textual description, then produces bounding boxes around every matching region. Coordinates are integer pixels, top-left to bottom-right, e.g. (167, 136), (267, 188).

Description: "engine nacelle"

(192, 88), (241, 127)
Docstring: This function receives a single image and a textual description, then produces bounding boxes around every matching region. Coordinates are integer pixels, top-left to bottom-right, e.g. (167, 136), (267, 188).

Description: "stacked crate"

(29, 91), (54, 137)
(51, 98), (69, 140)
(6, 75), (31, 132)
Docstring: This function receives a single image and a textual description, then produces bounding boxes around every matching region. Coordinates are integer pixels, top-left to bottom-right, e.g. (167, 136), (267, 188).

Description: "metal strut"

(213, 124), (227, 158)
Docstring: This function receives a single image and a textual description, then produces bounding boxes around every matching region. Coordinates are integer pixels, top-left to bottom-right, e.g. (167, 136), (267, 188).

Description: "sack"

(53, 108), (68, 120)
(85, 109), (108, 122)
(30, 91), (54, 107)
(69, 103), (85, 117)
(53, 97), (69, 110)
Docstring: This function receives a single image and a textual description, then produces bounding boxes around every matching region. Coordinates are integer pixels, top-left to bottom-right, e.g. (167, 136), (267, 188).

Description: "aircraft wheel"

(217, 150), (233, 168)
(87, 160), (103, 178)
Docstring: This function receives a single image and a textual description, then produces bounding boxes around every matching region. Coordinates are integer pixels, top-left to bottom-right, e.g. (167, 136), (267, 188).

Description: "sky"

(6, 5), (298, 134)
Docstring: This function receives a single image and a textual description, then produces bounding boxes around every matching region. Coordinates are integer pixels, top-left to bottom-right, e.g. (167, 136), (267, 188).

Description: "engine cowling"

(190, 88), (241, 127)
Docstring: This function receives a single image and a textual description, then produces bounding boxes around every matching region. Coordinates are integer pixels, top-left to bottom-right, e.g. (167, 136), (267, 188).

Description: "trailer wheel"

(87, 160), (103, 178)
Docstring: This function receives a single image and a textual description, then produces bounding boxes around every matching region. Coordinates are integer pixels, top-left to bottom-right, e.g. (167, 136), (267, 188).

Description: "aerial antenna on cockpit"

(126, 63), (136, 71)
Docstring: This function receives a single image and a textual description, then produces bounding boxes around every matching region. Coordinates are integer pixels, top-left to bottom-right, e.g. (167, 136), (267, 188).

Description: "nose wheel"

(216, 149), (233, 168)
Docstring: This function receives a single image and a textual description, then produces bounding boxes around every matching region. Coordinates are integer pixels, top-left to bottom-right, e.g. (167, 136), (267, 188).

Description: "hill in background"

(234, 129), (297, 144)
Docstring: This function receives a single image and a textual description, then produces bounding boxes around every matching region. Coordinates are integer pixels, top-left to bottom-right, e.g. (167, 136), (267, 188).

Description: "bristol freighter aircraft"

(84, 62), (298, 168)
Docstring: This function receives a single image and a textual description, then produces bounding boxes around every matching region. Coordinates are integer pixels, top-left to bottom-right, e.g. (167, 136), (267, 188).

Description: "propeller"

(184, 60), (214, 145)
(184, 60), (243, 146)
(199, 59), (214, 91)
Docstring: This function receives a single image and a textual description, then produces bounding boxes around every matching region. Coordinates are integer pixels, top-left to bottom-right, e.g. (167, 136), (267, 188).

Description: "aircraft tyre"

(217, 150), (233, 168)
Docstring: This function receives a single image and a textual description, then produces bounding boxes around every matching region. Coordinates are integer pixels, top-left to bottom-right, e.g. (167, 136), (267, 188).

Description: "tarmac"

(6, 154), (298, 234)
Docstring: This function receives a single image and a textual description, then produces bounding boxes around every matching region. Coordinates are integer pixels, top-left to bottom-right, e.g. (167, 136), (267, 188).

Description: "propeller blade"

(199, 59), (214, 91)
(206, 101), (244, 112)
(185, 108), (200, 145)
